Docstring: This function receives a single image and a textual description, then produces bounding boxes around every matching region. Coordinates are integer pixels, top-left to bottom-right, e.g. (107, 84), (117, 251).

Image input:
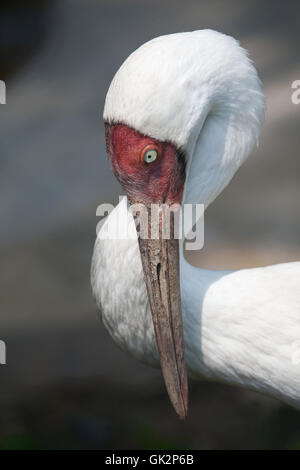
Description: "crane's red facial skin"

(105, 123), (186, 206)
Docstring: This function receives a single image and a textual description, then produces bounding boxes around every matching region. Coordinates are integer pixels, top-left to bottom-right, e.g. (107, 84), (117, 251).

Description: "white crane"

(91, 30), (300, 419)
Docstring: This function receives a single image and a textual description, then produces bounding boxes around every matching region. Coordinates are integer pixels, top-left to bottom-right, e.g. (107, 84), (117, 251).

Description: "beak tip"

(178, 407), (188, 420)
(169, 378), (188, 420)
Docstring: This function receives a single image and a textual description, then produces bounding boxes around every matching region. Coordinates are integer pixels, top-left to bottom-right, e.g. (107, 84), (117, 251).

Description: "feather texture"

(92, 30), (300, 407)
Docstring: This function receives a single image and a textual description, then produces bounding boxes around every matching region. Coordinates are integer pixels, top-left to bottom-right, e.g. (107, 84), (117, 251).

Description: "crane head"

(105, 122), (188, 419)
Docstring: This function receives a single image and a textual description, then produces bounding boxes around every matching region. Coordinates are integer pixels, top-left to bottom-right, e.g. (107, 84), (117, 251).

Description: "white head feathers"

(104, 30), (264, 150)
(104, 29), (265, 207)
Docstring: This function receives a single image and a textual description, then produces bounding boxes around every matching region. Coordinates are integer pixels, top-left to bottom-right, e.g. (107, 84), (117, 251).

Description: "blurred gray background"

(0, 0), (299, 449)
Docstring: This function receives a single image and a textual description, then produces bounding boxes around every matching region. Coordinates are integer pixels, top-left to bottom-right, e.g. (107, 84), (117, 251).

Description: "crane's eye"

(143, 148), (158, 164)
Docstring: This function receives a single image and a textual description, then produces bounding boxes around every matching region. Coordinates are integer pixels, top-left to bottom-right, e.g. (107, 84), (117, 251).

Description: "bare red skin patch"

(105, 124), (185, 205)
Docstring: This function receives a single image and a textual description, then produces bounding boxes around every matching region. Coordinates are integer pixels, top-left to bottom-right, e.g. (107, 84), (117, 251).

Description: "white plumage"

(92, 30), (300, 409)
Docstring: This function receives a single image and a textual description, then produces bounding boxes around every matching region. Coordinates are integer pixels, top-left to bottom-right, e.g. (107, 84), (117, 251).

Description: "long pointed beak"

(135, 205), (188, 419)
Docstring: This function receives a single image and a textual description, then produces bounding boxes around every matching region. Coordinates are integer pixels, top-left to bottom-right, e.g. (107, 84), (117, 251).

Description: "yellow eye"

(143, 148), (158, 164)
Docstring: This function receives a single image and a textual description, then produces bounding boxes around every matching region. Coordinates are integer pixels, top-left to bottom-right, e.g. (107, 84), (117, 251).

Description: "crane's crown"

(103, 29), (265, 156)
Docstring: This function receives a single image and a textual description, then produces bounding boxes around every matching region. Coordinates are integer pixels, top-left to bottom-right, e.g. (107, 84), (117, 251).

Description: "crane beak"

(136, 206), (188, 419)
